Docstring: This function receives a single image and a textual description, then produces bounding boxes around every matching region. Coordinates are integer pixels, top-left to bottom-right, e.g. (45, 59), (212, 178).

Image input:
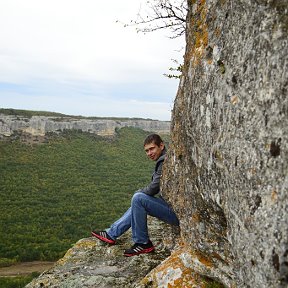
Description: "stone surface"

(25, 218), (174, 288)
(140, 245), (226, 287)
(0, 115), (170, 137)
(161, 0), (288, 287)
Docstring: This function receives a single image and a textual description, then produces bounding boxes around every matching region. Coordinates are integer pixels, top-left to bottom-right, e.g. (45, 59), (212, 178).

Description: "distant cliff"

(0, 114), (170, 137)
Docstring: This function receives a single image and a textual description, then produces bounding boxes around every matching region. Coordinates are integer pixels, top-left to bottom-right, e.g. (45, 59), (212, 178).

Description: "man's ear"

(160, 142), (165, 150)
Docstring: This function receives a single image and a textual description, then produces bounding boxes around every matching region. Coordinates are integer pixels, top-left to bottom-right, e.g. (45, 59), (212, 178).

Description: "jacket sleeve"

(141, 160), (164, 196)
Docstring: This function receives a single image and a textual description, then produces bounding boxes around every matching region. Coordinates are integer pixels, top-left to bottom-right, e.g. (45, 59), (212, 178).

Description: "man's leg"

(92, 207), (132, 244)
(131, 192), (179, 244)
(106, 207), (132, 239)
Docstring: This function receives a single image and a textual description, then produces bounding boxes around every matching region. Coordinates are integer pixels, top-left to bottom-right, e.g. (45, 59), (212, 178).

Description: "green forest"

(0, 127), (169, 265)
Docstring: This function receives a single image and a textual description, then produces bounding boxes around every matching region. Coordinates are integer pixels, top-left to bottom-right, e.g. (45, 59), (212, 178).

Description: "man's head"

(143, 134), (165, 161)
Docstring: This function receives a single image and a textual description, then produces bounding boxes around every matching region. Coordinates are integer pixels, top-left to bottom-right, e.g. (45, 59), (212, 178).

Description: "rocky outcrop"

(25, 218), (221, 288)
(0, 115), (170, 137)
(24, 219), (178, 288)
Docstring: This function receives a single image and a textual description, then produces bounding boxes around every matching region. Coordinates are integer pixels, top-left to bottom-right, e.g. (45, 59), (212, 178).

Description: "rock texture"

(161, 0), (288, 287)
(25, 219), (175, 288)
(0, 115), (170, 137)
(25, 219), (219, 288)
(25, 0), (287, 287)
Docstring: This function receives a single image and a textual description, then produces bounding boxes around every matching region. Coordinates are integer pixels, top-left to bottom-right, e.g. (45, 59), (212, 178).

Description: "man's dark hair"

(144, 134), (163, 147)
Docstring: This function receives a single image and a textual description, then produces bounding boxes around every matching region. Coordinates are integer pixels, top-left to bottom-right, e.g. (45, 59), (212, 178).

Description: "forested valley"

(0, 127), (168, 268)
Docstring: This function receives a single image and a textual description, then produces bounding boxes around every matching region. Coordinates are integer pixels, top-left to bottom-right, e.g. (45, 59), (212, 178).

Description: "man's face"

(144, 141), (164, 161)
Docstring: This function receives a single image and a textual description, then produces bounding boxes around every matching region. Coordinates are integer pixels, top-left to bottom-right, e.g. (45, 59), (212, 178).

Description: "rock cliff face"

(25, 0), (287, 287)
(0, 115), (170, 137)
(161, 0), (288, 287)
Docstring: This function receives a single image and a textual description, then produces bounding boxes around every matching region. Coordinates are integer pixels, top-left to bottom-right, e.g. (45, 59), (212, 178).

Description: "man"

(91, 134), (179, 257)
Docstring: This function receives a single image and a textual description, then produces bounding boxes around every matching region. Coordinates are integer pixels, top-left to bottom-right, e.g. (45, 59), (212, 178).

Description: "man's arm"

(141, 160), (164, 196)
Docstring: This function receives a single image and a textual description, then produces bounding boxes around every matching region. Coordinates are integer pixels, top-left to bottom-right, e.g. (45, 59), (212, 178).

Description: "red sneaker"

(91, 230), (116, 245)
(123, 241), (154, 257)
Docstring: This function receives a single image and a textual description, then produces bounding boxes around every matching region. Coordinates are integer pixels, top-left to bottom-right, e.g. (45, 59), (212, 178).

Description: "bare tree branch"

(128, 0), (188, 39)
(117, 0), (187, 78)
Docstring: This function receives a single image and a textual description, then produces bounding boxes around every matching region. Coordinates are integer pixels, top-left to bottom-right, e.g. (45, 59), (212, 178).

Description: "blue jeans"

(106, 192), (179, 244)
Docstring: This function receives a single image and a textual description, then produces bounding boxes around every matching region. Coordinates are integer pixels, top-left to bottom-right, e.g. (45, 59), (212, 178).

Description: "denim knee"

(131, 191), (146, 205)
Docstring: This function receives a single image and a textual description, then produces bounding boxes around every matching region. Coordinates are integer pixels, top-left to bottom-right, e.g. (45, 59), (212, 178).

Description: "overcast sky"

(0, 0), (185, 121)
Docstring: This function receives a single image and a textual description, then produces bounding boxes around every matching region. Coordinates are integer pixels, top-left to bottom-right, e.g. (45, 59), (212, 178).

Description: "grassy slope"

(0, 127), (165, 262)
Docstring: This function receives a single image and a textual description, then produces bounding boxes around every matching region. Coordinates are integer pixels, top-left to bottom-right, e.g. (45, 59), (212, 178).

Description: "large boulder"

(161, 0), (288, 287)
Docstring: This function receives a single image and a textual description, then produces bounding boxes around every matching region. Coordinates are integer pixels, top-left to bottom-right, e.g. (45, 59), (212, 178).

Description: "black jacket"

(141, 149), (166, 196)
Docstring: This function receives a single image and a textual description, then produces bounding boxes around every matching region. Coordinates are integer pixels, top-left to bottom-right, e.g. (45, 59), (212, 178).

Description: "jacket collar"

(156, 147), (166, 163)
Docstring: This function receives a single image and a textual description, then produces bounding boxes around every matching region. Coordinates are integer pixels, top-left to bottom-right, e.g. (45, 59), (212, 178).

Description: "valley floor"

(0, 261), (54, 277)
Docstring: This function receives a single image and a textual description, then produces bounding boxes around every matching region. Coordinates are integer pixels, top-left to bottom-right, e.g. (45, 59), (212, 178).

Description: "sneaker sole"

(91, 232), (116, 244)
(123, 246), (155, 257)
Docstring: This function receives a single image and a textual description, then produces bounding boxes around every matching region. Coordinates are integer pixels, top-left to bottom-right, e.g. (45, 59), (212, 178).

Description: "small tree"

(163, 59), (183, 79)
(119, 0), (187, 78)
(127, 0), (188, 39)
